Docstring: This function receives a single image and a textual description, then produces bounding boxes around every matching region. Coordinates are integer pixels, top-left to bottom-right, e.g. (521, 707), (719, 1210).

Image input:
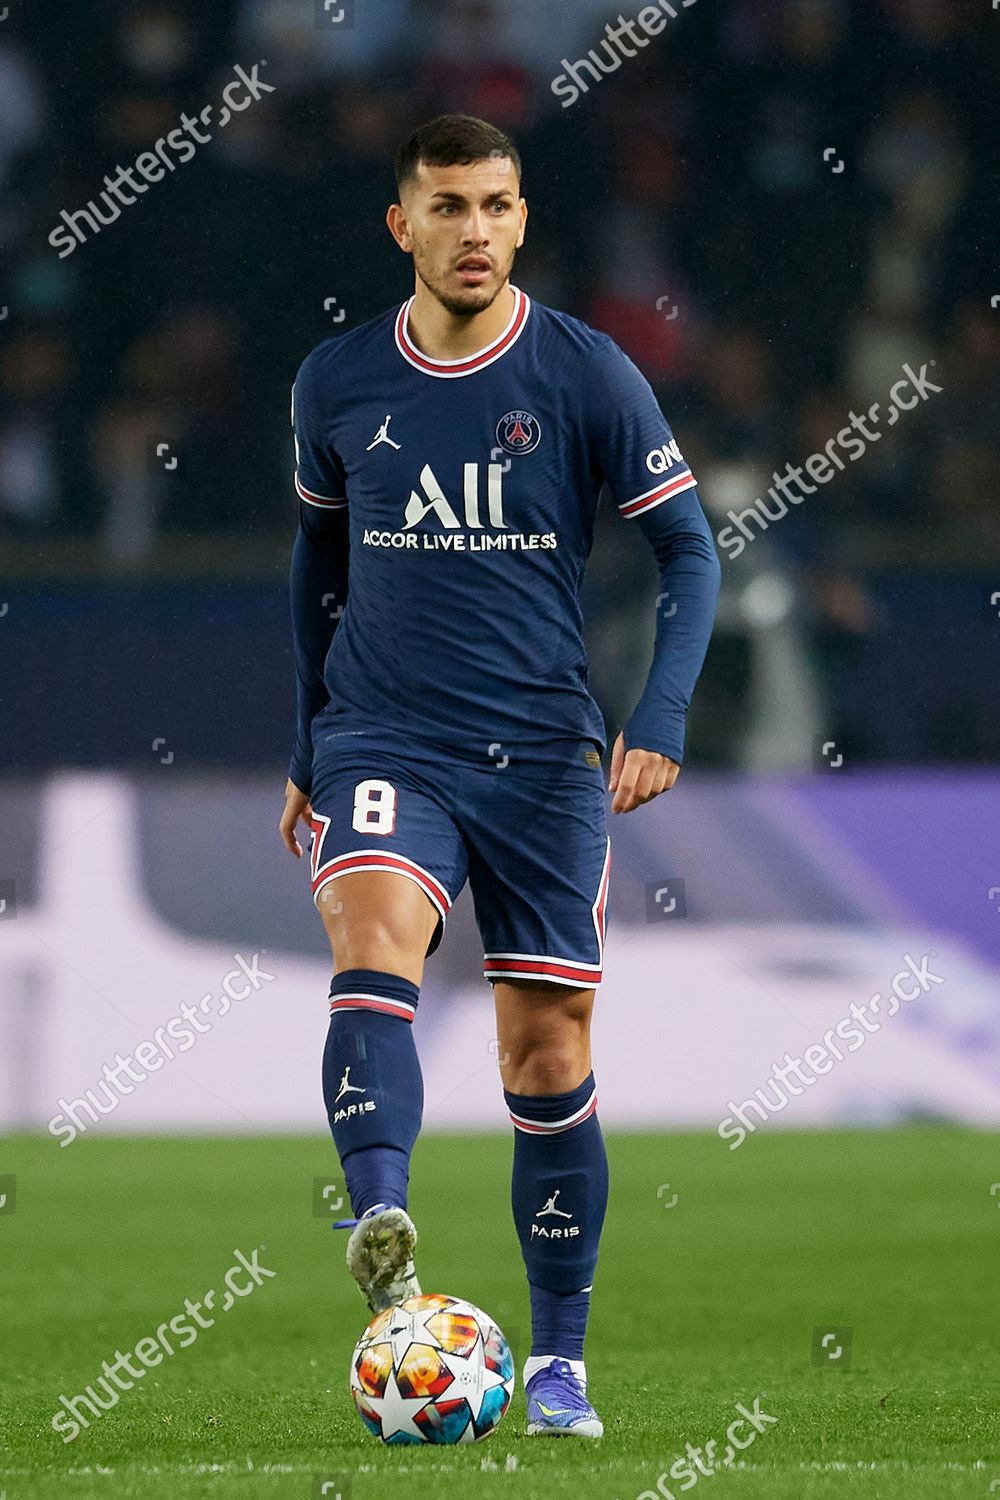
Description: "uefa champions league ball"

(349, 1293), (515, 1444)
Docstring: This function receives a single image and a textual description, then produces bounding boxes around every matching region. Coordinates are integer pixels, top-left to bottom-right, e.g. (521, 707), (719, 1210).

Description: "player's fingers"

(617, 754), (675, 810)
(631, 761), (660, 805)
(279, 807), (303, 858)
(608, 732), (626, 792)
(633, 754), (682, 806)
(644, 761), (673, 800)
(621, 752), (658, 811)
(647, 760), (680, 799)
(611, 758), (641, 813)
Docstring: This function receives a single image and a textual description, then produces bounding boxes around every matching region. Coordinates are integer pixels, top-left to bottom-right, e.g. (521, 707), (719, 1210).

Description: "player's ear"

(515, 197), (527, 250)
(386, 202), (413, 253)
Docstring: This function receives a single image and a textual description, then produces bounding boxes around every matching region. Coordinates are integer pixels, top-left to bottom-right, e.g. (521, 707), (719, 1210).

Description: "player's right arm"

(280, 353), (350, 858)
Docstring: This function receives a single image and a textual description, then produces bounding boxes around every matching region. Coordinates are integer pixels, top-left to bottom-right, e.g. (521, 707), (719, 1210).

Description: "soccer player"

(279, 114), (720, 1438)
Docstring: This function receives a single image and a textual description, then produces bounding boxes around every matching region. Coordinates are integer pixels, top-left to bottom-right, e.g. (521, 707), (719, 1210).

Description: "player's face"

(391, 157), (527, 317)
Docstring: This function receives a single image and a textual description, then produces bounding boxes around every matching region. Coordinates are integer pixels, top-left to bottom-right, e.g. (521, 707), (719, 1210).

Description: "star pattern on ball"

(373, 1342), (510, 1443)
(352, 1297), (512, 1443)
(368, 1371), (439, 1443)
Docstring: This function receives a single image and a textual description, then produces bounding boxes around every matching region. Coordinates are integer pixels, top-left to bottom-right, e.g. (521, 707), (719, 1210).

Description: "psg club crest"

(495, 409), (541, 456)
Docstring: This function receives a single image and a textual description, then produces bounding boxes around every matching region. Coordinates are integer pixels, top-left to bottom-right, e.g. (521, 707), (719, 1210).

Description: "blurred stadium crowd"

(1, 0), (997, 764)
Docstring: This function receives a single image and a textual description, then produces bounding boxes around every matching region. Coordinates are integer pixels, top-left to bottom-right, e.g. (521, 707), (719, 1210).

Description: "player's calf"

(503, 1066), (609, 1418)
(323, 970), (424, 1218)
(323, 970), (426, 1310)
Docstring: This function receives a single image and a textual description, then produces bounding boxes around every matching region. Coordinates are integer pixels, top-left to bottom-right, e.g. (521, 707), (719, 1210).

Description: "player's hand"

(608, 733), (680, 814)
(280, 778), (313, 858)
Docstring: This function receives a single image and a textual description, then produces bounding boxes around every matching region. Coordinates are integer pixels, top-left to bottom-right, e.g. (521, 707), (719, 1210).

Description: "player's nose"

(462, 213), (489, 244)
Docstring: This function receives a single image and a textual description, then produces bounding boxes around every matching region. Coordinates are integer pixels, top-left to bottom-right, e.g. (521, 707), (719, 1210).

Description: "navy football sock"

(528, 1285), (592, 1367)
(503, 1070), (608, 1361)
(322, 969), (423, 1218)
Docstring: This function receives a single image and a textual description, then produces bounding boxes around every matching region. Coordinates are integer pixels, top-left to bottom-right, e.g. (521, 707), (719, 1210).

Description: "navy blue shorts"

(308, 730), (611, 988)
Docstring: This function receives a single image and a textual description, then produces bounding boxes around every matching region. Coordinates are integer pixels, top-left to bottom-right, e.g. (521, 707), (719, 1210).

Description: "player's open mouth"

(455, 258), (492, 284)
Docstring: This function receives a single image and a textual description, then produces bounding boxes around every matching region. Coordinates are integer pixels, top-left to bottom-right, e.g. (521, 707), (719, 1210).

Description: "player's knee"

(508, 1048), (588, 1095)
(331, 913), (425, 973)
(503, 1030), (591, 1095)
(497, 983), (593, 1093)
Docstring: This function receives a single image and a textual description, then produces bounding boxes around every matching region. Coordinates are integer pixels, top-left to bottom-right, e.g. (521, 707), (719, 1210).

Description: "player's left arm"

(590, 338), (722, 814)
(608, 489), (720, 812)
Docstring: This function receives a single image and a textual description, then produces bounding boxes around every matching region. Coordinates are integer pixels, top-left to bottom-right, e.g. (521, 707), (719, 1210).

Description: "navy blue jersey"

(290, 285), (719, 786)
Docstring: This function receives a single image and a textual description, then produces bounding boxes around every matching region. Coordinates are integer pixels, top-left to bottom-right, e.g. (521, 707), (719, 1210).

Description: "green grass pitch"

(2, 1128), (999, 1498)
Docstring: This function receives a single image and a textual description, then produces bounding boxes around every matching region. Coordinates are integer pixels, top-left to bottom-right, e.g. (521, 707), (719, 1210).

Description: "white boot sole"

(526, 1415), (604, 1438)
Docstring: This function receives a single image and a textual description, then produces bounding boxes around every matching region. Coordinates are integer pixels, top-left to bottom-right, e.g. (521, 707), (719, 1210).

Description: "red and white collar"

(394, 284), (530, 379)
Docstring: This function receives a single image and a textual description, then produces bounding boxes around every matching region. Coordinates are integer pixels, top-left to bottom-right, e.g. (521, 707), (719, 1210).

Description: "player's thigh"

(464, 756), (614, 990)
(308, 735), (468, 981)
(463, 753), (611, 989)
(317, 870), (440, 982)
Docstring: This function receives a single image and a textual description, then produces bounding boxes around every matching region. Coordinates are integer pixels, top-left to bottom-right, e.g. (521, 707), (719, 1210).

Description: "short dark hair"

(395, 114), (521, 197)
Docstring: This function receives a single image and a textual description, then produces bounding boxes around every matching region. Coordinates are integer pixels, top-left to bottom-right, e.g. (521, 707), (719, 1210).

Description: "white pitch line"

(5, 1457), (991, 1479)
